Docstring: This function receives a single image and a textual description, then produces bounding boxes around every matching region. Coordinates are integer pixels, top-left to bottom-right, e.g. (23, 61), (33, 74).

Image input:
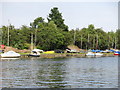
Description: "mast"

(87, 34), (89, 49)
(81, 35), (82, 49)
(96, 34), (98, 49)
(115, 36), (117, 49)
(31, 33), (34, 50)
(35, 29), (37, 47)
(7, 20), (10, 46)
(108, 34), (110, 49)
(112, 37), (114, 49)
(31, 23), (34, 50)
(73, 30), (76, 45)
(93, 36), (95, 49)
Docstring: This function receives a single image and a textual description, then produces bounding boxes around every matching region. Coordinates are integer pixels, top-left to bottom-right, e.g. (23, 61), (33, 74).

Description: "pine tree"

(47, 7), (68, 31)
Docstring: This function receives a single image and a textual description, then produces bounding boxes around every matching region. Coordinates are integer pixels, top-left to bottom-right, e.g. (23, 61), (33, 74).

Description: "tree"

(36, 21), (71, 50)
(116, 29), (120, 49)
(30, 17), (44, 29)
(47, 7), (68, 31)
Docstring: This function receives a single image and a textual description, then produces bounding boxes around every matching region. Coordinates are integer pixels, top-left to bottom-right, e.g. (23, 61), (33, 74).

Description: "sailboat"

(1, 20), (21, 58)
(28, 32), (43, 57)
(29, 49), (43, 57)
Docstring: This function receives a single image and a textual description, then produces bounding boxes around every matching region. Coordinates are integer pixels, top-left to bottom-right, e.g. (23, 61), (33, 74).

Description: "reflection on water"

(1, 56), (118, 88)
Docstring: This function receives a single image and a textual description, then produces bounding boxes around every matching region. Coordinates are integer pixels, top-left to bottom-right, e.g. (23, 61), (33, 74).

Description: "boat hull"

(86, 52), (95, 56)
(28, 54), (40, 57)
(114, 53), (120, 55)
(86, 52), (103, 56)
(95, 53), (103, 56)
(114, 51), (120, 55)
(86, 54), (95, 56)
(1, 55), (20, 58)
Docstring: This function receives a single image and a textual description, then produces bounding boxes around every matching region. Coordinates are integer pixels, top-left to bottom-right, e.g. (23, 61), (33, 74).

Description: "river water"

(0, 56), (118, 88)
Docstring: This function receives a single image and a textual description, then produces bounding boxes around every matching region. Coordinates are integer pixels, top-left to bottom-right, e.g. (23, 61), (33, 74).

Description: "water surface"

(1, 56), (118, 88)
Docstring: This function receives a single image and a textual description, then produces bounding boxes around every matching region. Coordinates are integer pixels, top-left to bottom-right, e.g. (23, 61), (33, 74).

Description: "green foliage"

(71, 24), (116, 50)
(30, 17), (44, 28)
(1, 7), (118, 50)
(1, 23), (118, 50)
(116, 29), (120, 49)
(35, 21), (70, 50)
(47, 7), (68, 31)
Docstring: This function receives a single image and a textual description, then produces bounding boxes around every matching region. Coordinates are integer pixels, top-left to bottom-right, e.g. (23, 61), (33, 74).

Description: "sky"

(0, 0), (119, 32)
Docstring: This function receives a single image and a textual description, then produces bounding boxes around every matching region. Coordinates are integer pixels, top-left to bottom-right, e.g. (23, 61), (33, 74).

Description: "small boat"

(29, 49), (43, 57)
(86, 52), (95, 56)
(43, 51), (55, 54)
(29, 51), (40, 57)
(114, 51), (120, 55)
(86, 52), (103, 57)
(1, 51), (21, 58)
(95, 53), (103, 56)
(29, 52), (40, 57)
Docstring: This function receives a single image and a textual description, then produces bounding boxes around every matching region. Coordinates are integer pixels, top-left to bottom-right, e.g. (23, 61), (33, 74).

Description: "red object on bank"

(0, 45), (5, 49)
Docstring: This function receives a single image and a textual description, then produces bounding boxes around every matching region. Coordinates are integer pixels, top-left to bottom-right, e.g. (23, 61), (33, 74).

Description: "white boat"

(1, 51), (21, 58)
(86, 52), (103, 56)
(29, 49), (43, 57)
(95, 53), (103, 56)
(86, 52), (95, 56)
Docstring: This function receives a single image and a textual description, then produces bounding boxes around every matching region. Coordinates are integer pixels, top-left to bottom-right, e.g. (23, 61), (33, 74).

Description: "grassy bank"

(20, 53), (115, 58)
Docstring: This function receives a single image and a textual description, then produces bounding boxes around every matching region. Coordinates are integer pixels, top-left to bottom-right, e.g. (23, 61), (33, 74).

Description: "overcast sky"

(0, 0), (119, 32)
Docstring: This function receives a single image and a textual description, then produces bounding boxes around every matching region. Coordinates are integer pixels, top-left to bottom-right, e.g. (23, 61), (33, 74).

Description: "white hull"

(95, 53), (103, 56)
(86, 52), (103, 56)
(86, 52), (95, 56)
(1, 51), (21, 58)
(1, 58), (19, 60)
(1, 55), (20, 58)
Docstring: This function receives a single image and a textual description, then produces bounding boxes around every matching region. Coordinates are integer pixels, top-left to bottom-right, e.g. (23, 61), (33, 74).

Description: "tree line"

(0, 7), (120, 50)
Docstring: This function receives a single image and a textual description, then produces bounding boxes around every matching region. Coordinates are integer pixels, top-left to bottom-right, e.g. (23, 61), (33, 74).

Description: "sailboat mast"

(93, 36), (95, 49)
(115, 36), (117, 49)
(81, 35), (82, 49)
(108, 34), (110, 49)
(7, 20), (10, 46)
(31, 33), (34, 50)
(96, 34), (98, 49)
(35, 29), (37, 47)
(73, 30), (76, 45)
(87, 34), (89, 49)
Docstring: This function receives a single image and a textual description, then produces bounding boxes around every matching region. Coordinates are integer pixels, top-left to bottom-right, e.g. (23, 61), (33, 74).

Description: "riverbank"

(20, 53), (115, 58)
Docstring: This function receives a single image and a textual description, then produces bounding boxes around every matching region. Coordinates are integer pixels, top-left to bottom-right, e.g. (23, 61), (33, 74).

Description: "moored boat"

(114, 51), (120, 55)
(86, 52), (103, 57)
(86, 52), (95, 56)
(28, 49), (43, 57)
(1, 51), (21, 58)
(43, 51), (55, 54)
(29, 53), (40, 57)
(95, 53), (103, 56)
